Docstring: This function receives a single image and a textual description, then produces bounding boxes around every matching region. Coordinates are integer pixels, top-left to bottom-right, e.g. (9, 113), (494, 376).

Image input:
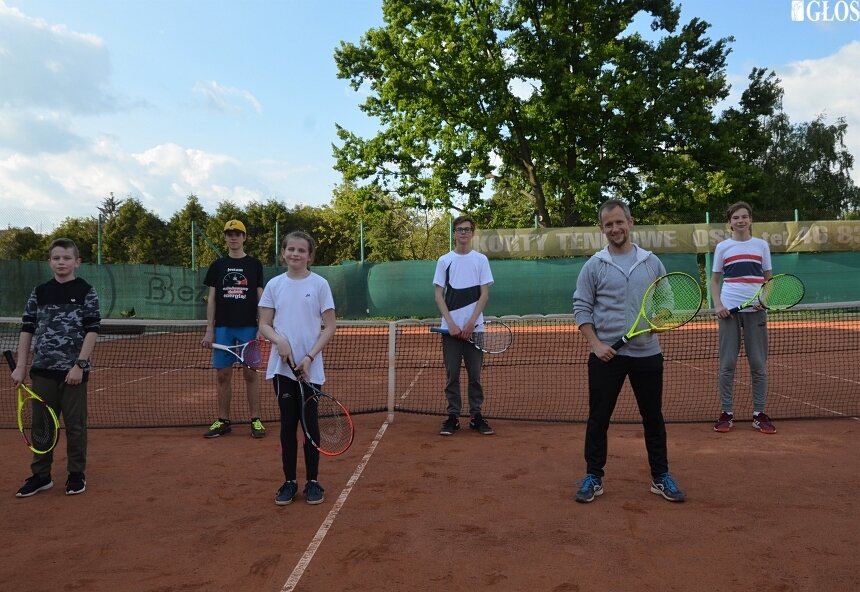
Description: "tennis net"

(1, 301), (858, 428)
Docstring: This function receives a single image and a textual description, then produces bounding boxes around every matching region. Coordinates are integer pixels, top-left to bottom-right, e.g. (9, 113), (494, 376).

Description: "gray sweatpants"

(718, 310), (768, 413)
(441, 334), (485, 416)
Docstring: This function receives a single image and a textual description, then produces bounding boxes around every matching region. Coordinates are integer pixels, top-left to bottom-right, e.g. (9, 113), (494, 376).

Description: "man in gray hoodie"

(572, 199), (685, 503)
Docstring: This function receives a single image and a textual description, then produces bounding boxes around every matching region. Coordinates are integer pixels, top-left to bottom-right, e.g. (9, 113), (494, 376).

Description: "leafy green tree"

(48, 217), (100, 262)
(334, 0), (734, 227)
(165, 195), (209, 267)
(245, 199), (292, 266)
(0, 227), (45, 261)
(712, 69), (860, 219)
(102, 199), (168, 264)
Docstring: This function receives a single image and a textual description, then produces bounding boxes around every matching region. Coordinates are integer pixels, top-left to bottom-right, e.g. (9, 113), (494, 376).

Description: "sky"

(1, 0), (858, 232)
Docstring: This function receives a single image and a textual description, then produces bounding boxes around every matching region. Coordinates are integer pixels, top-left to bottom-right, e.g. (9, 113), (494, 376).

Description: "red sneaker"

(713, 412), (734, 433)
(753, 412), (777, 434)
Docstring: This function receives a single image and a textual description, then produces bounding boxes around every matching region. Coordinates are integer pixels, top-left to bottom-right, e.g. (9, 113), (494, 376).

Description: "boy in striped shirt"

(709, 202), (776, 434)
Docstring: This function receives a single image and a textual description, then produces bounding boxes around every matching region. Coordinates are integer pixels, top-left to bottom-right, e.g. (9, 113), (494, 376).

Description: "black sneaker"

(65, 472), (86, 496)
(304, 481), (325, 505)
(439, 415), (460, 436)
(275, 481), (298, 506)
(469, 414), (495, 435)
(204, 418), (232, 438)
(16, 474), (53, 498)
(250, 418), (266, 439)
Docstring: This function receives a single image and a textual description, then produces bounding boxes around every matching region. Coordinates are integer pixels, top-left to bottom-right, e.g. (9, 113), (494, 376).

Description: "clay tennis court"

(1, 311), (858, 590)
(1, 414), (857, 591)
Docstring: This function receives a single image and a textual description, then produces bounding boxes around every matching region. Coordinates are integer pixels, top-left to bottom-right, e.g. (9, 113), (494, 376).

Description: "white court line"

(400, 359), (431, 401)
(280, 419), (390, 592)
(672, 359), (860, 421)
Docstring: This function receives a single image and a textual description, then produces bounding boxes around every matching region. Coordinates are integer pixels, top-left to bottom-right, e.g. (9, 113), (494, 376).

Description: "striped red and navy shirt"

(712, 237), (772, 310)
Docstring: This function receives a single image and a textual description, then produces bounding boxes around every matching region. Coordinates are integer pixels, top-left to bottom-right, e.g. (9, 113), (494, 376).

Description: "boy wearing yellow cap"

(200, 220), (266, 438)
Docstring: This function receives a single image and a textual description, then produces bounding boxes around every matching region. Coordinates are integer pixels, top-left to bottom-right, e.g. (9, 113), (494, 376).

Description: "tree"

(48, 217), (100, 262)
(102, 199), (168, 264)
(712, 68), (860, 219)
(98, 192), (125, 222)
(164, 195), (210, 267)
(334, 0), (734, 227)
(0, 227), (45, 261)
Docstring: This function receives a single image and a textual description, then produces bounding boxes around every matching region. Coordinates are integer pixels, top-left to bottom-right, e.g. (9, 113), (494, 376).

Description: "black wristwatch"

(75, 359), (91, 371)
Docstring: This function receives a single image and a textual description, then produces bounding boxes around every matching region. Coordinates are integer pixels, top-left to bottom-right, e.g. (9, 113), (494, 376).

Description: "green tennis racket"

(728, 273), (804, 313)
(611, 272), (703, 351)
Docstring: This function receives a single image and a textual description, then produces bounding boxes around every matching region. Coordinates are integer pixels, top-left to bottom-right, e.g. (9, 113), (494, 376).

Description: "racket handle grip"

(610, 337), (628, 351)
(3, 350), (15, 371)
(429, 328), (450, 335)
(727, 306), (742, 314)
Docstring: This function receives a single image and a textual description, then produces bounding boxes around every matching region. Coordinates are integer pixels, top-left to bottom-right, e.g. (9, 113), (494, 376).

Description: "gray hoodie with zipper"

(572, 244), (666, 358)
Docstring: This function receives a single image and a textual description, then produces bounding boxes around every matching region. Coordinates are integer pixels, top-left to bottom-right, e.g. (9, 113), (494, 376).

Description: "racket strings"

(26, 400), (57, 451)
(473, 325), (513, 353)
(316, 397), (352, 453)
(242, 340), (263, 368)
(645, 275), (702, 329)
(760, 275), (804, 309)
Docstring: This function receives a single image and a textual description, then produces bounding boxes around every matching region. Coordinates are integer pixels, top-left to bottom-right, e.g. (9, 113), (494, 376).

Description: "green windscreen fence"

(0, 252), (857, 319)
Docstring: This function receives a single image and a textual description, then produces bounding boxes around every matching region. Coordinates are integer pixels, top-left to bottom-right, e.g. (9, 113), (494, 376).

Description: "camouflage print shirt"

(22, 277), (101, 379)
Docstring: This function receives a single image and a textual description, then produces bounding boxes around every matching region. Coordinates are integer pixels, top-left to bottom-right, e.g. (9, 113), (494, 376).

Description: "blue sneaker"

(574, 474), (603, 503)
(304, 481), (325, 505)
(650, 473), (685, 502)
(275, 481), (298, 506)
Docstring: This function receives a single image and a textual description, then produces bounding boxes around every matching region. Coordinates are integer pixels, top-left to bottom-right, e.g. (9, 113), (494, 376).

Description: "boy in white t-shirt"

(709, 202), (776, 434)
(433, 215), (495, 436)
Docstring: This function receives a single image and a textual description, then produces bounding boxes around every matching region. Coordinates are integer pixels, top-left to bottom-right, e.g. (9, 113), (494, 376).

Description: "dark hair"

(452, 215), (476, 230)
(49, 238), (80, 259)
(281, 231), (316, 266)
(726, 201), (752, 221)
(597, 199), (632, 222)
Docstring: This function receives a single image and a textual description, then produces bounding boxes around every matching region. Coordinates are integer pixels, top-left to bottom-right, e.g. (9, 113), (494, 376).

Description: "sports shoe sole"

(575, 487), (604, 503)
(66, 484), (86, 496)
(753, 424), (777, 434)
(306, 496), (325, 505)
(713, 424), (732, 433)
(650, 484), (685, 502)
(16, 481), (54, 498)
(275, 496), (295, 506)
(204, 428), (231, 438)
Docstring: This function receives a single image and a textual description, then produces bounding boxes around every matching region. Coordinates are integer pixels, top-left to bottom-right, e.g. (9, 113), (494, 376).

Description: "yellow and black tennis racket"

(611, 272), (703, 351)
(728, 273), (804, 313)
(4, 350), (60, 455)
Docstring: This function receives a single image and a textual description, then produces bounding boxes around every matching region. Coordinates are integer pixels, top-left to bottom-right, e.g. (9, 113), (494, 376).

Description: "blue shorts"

(212, 326), (258, 369)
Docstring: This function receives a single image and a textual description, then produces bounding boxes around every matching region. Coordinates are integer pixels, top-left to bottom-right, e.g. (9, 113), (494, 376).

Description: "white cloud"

(777, 41), (860, 175)
(0, 1), (116, 113)
(193, 80), (263, 114)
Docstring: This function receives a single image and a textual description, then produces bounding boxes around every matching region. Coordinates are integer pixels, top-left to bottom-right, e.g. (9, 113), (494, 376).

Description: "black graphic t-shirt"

(203, 255), (264, 327)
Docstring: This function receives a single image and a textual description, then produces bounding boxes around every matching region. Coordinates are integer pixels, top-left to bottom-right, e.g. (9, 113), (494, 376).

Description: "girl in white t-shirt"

(259, 231), (336, 506)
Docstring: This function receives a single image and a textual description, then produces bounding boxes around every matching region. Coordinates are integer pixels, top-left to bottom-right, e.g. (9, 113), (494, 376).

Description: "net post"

(387, 322), (396, 423)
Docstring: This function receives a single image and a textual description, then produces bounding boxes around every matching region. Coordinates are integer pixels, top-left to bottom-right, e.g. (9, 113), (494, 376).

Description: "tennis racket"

(296, 378), (354, 457)
(429, 320), (513, 354)
(611, 272), (703, 351)
(728, 273), (804, 313)
(211, 338), (268, 371)
(4, 350), (60, 455)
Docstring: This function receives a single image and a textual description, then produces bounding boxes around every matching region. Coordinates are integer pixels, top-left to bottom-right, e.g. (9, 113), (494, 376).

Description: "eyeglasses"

(454, 227), (474, 234)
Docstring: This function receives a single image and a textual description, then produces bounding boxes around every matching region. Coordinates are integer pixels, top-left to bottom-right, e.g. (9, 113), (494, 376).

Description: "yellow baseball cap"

(223, 219), (247, 234)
